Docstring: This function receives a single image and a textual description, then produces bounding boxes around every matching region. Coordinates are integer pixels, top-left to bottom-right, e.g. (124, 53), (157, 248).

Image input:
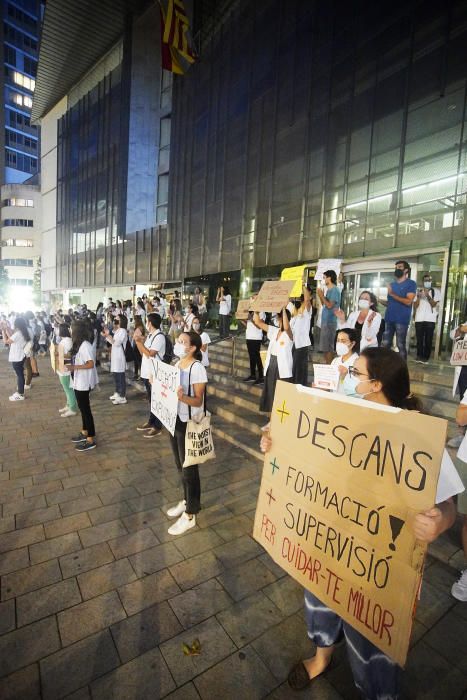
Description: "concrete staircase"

(207, 339), (459, 460)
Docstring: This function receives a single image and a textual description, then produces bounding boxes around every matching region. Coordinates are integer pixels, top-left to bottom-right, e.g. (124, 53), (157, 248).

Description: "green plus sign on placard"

(270, 457), (280, 475)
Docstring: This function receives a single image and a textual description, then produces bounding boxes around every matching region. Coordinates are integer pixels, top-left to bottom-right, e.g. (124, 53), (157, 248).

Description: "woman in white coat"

(334, 290), (381, 351)
(103, 315), (128, 405)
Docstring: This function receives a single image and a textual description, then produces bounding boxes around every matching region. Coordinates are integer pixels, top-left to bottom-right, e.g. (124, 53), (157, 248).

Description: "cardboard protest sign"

(450, 338), (467, 366)
(250, 280), (295, 312)
(315, 258), (342, 281)
(50, 343), (57, 372)
(281, 264), (307, 298)
(150, 358), (180, 436)
(236, 299), (252, 320)
(313, 363), (340, 391)
(253, 381), (447, 667)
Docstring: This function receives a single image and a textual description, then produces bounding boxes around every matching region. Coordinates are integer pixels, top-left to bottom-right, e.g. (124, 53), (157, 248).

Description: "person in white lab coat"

(103, 315), (128, 405)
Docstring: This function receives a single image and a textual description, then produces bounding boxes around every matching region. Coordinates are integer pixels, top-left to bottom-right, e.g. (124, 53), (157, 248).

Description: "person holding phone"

(56, 323), (78, 417)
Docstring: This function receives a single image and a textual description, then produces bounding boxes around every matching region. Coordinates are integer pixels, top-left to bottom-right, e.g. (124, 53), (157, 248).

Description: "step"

(213, 415), (263, 462)
(208, 370), (263, 398)
(209, 382), (261, 415)
(410, 380), (456, 404)
(208, 395), (264, 437)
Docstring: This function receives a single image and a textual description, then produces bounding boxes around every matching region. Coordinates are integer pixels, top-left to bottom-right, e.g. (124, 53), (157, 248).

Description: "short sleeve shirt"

(71, 341), (95, 391)
(140, 332), (166, 379)
(385, 279), (417, 325)
(8, 331), (26, 362)
(177, 360), (208, 422)
(321, 286), (341, 325)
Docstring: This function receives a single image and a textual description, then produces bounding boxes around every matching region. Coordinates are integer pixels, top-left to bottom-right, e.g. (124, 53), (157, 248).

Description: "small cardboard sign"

(253, 381), (447, 667)
(50, 343), (57, 372)
(313, 363), (340, 391)
(150, 358), (180, 436)
(315, 258), (342, 281)
(236, 300), (252, 320)
(450, 338), (467, 366)
(250, 280), (295, 312)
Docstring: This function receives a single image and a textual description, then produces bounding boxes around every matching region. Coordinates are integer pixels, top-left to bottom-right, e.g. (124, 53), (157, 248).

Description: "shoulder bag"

(183, 361), (215, 467)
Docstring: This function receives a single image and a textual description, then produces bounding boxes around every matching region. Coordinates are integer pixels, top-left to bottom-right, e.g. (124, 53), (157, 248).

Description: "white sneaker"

(447, 434), (464, 448)
(166, 500), (186, 518)
(9, 392), (24, 401)
(451, 569), (467, 601)
(168, 512), (196, 536)
(61, 409), (78, 417)
(58, 406), (68, 413)
(109, 393), (118, 400)
(24, 384), (31, 390)
(112, 396), (127, 404)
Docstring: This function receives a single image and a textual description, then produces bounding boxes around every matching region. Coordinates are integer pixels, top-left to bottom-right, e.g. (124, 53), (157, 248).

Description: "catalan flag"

(160, 0), (196, 74)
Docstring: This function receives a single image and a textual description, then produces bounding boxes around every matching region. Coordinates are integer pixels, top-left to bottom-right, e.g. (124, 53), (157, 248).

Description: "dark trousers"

(12, 359), (25, 394)
(113, 372), (126, 397)
(169, 417), (201, 514)
(219, 314), (230, 338)
(415, 321), (435, 361)
(246, 339), (263, 378)
(382, 321), (409, 360)
(458, 365), (467, 399)
(133, 345), (142, 377)
(74, 389), (96, 438)
(292, 346), (309, 386)
(143, 378), (162, 429)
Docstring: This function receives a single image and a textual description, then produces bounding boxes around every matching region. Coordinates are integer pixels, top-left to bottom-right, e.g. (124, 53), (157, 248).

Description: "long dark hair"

(118, 314), (128, 329)
(59, 323), (71, 338)
(71, 321), (91, 355)
(361, 347), (423, 411)
(14, 317), (29, 342)
(185, 331), (203, 362)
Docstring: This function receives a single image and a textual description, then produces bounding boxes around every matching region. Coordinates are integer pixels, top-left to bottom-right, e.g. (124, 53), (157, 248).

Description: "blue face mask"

(343, 374), (359, 397)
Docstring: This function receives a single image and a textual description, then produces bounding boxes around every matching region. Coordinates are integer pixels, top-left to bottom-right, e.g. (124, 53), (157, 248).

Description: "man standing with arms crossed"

(381, 260), (417, 360)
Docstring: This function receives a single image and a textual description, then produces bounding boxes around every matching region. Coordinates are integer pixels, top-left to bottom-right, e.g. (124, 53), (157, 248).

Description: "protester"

(1, 316), (29, 401)
(260, 346), (463, 698)
(381, 260), (417, 359)
(253, 308), (293, 419)
(216, 285), (232, 338)
(56, 323), (78, 416)
(134, 312), (165, 438)
(183, 303), (198, 332)
(448, 320), (467, 448)
(414, 273), (441, 364)
(330, 328), (359, 394)
(240, 307), (265, 385)
(103, 316), (128, 405)
(451, 397), (467, 601)
(134, 299), (146, 323)
(290, 285), (312, 385)
(69, 321), (98, 451)
(166, 331), (207, 535)
(316, 270), (341, 364)
(131, 316), (145, 380)
(169, 310), (184, 344)
(335, 290), (381, 351)
(192, 317), (211, 367)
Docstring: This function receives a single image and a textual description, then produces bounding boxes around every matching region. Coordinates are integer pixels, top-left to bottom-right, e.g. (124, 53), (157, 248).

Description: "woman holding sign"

(166, 331), (207, 536)
(254, 308), (293, 420)
(261, 347), (463, 699)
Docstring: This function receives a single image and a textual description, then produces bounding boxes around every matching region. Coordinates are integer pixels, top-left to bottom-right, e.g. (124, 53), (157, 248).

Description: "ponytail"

(186, 331), (202, 361)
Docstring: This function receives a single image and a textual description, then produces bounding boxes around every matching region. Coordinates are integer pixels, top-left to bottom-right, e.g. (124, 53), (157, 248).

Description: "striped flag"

(160, 0), (196, 74)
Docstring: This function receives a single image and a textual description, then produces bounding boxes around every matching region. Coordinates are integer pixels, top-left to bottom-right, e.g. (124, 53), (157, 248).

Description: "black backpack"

(124, 338), (134, 362)
(155, 331), (174, 364)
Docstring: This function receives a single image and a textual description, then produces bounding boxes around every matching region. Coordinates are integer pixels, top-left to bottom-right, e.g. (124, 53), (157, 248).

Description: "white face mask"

(336, 342), (350, 357)
(193, 324), (201, 332)
(174, 342), (188, 358)
(358, 299), (370, 310)
(423, 281), (432, 289)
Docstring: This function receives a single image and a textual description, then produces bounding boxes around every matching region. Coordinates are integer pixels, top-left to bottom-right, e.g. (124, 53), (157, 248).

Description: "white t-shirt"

(264, 325), (293, 378)
(71, 341), (97, 391)
(140, 332), (166, 379)
(415, 288), (441, 323)
(57, 337), (73, 377)
(177, 360), (208, 422)
(291, 308), (312, 349)
(437, 449), (464, 503)
(8, 330), (26, 362)
(219, 295), (231, 315)
(331, 352), (359, 394)
(246, 313), (265, 341)
(200, 332), (211, 367)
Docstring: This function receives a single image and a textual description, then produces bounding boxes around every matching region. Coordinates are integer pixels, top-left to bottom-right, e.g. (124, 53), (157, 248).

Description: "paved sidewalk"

(0, 350), (465, 700)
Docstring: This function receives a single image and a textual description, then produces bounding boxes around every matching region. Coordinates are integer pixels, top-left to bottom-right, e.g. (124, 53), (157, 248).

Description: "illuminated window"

(12, 93), (33, 108)
(12, 71), (35, 91)
(4, 238), (33, 247)
(3, 198), (34, 207)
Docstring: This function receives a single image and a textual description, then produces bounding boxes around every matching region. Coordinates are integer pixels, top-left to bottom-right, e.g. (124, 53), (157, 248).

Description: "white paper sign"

(150, 358), (180, 436)
(315, 258), (342, 281)
(313, 363), (340, 391)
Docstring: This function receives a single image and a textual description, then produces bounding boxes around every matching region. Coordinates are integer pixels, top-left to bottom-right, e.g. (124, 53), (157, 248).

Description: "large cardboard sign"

(281, 265), (307, 298)
(250, 280), (295, 312)
(150, 358), (180, 436)
(253, 381), (447, 667)
(450, 338), (467, 366)
(236, 300), (252, 320)
(315, 258), (342, 281)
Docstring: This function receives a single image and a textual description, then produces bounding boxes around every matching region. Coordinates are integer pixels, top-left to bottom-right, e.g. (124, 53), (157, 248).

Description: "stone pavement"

(0, 350), (466, 700)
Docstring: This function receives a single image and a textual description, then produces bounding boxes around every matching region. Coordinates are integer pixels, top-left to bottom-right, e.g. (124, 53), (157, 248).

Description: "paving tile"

(0, 487), (25, 504)
(58, 590), (127, 646)
(251, 612), (310, 682)
(87, 501), (132, 525)
(29, 532), (82, 565)
(258, 552), (288, 579)
(402, 640), (467, 699)
(110, 600), (183, 663)
(0, 664), (41, 700)
(211, 513), (253, 542)
(0, 515), (15, 534)
(60, 472), (98, 490)
(196, 504), (233, 528)
(60, 542), (114, 579)
(217, 591), (285, 646)
(172, 527), (224, 558)
(17, 579), (82, 627)
(0, 616), (61, 677)
(266, 677), (343, 699)
(46, 486), (86, 506)
(162, 683), (200, 700)
(16, 505), (61, 529)
(59, 495), (103, 518)
(99, 486), (140, 506)
(83, 478), (122, 496)
(423, 560), (459, 595)
(2, 495), (46, 516)
(0, 524), (44, 553)
(90, 647), (175, 699)
(78, 519), (128, 548)
(40, 629), (120, 700)
(33, 469), (69, 484)
(169, 550), (224, 591)
(423, 608), (467, 673)
(169, 578), (233, 628)
(129, 541), (184, 577)
(2, 559), (62, 600)
(45, 512), (92, 539)
(63, 688), (91, 700)
(415, 580), (456, 628)
(122, 506), (167, 532)
(108, 527), (159, 559)
(0, 547), (29, 575)
(77, 558), (137, 600)
(23, 481), (63, 498)
(126, 491), (167, 513)
(118, 569), (181, 616)
(160, 616), (237, 686)
(0, 598), (15, 634)
(194, 645), (277, 700)
(213, 534), (263, 569)
(217, 557), (277, 601)
(262, 575), (305, 615)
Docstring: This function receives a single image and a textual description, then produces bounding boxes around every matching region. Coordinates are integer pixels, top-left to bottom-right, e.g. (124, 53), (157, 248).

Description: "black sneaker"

(71, 434), (87, 443)
(254, 377), (264, 385)
(76, 441), (97, 452)
(243, 376), (255, 382)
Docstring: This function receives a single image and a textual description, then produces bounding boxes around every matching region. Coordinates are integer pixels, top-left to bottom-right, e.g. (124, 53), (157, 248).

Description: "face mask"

(358, 299), (370, 310)
(193, 324), (200, 332)
(423, 281), (432, 289)
(174, 342), (188, 358)
(394, 269), (404, 279)
(355, 377), (375, 398)
(343, 374), (359, 397)
(336, 342), (350, 357)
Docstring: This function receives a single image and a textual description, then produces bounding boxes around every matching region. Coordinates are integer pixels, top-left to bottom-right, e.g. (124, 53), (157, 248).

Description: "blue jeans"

(113, 372), (126, 398)
(12, 359), (25, 394)
(382, 321), (409, 360)
(143, 378), (162, 428)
